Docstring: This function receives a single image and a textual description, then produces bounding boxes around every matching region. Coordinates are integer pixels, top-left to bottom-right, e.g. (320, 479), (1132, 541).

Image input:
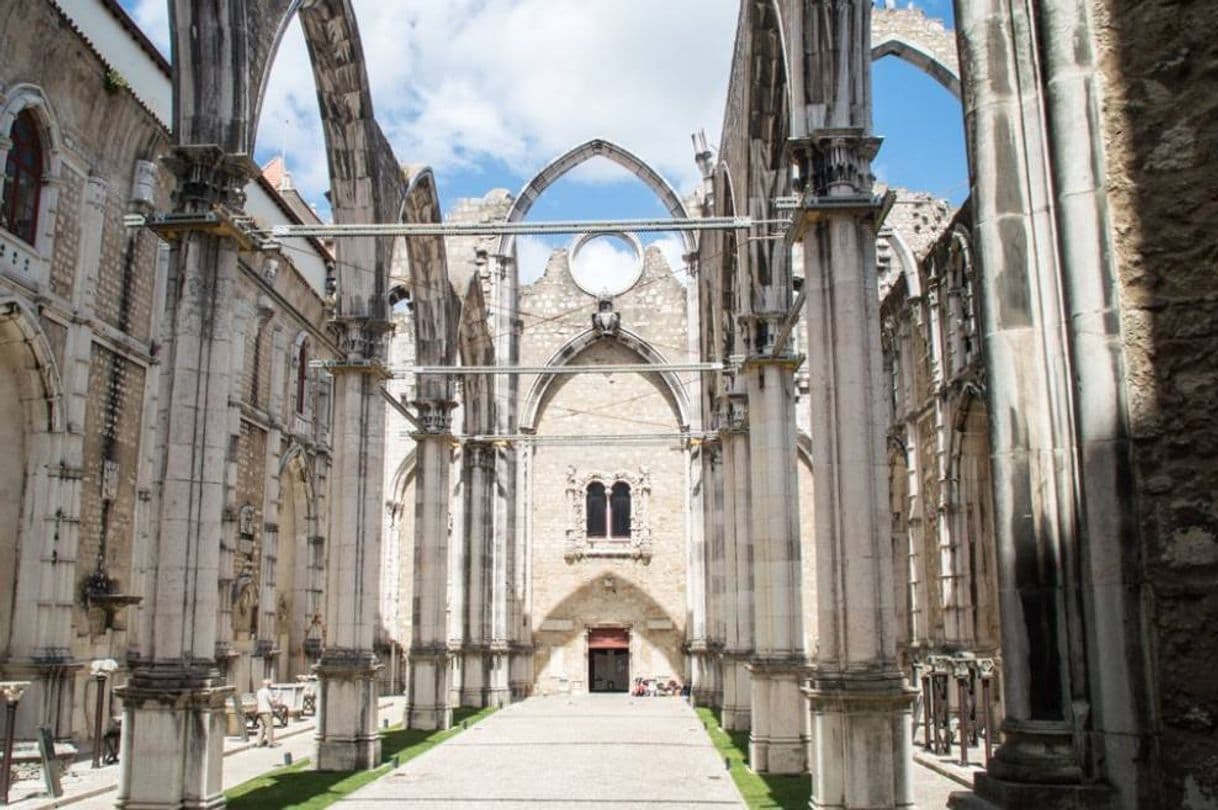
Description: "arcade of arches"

(0, 1), (1216, 809)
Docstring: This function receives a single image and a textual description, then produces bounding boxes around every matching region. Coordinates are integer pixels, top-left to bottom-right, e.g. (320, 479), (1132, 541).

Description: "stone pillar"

(946, 2), (1147, 807)
(260, 325), (287, 681)
(459, 441), (507, 707)
(116, 147), (253, 810)
(406, 396), (456, 730)
(794, 4), (916, 807)
(313, 314), (391, 771)
(718, 395), (753, 731)
(744, 332), (806, 776)
(697, 438), (725, 708)
(685, 439), (711, 702)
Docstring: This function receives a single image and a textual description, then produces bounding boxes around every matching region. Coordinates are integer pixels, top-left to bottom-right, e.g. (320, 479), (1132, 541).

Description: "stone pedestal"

(804, 672), (917, 810)
(459, 646), (510, 709)
(115, 670), (232, 810)
(748, 660), (807, 774)
(946, 721), (1112, 809)
(949, 773), (1113, 810)
(406, 648), (452, 730)
(313, 653), (381, 771)
(508, 645), (533, 700)
(721, 653), (752, 731)
(688, 641), (715, 706)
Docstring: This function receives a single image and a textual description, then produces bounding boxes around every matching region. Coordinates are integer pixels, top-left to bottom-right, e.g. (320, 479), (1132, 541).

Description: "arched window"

(296, 341), (309, 415)
(586, 482), (607, 537)
(2, 110), (43, 245)
(610, 482), (631, 538)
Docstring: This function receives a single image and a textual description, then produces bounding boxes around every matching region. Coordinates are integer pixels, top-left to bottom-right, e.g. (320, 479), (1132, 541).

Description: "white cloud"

(648, 235), (689, 281)
(571, 235), (640, 296)
(125, 2), (738, 218)
(516, 235), (553, 286)
(129, 0), (170, 55)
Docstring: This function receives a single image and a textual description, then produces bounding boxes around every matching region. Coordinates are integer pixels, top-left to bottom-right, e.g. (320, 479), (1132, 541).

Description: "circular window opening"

(569, 231), (644, 297)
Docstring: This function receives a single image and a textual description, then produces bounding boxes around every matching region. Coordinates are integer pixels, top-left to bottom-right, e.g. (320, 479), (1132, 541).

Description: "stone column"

(795, 4), (916, 807)
(718, 395), (753, 731)
(697, 438), (725, 708)
(744, 328), (806, 776)
(314, 314), (391, 771)
(685, 439), (711, 702)
(260, 325), (287, 680)
(460, 440), (507, 707)
(406, 396), (456, 730)
(946, 2), (1147, 807)
(116, 147), (252, 810)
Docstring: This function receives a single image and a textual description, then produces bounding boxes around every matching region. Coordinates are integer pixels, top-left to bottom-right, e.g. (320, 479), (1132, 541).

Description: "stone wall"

(1093, 0), (1218, 803)
(520, 244), (693, 693)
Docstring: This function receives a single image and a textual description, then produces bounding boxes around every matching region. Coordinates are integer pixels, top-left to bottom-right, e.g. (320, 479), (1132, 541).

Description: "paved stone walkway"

(14, 697), (407, 810)
(341, 694), (746, 809)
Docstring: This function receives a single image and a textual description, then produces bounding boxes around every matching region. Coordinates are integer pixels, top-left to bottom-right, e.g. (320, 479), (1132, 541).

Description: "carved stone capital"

(162, 145), (258, 213)
(464, 440), (496, 471)
(413, 399), (457, 434)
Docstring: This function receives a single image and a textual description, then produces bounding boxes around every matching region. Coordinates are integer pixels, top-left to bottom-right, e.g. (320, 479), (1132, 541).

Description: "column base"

(688, 641), (715, 707)
(947, 720), (1112, 810)
(749, 658), (808, 775)
(987, 719), (1086, 784)
(805, 669), (917, 810)
(115, 665), (232, 810)
(406, 647), (452, 730)
(721, 652), (752, 731)
(313, 651), (382, 771)
(948, 773), (1114, 810)
(458, 648), (511, 709)
(508, 643), (534, 700)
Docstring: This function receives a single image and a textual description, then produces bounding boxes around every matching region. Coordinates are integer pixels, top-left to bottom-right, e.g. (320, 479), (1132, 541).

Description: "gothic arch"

(871, 7), (961, 99)
(0, 297), (63, 434)
(400, 166), (460, 372)
(520, 328), (692, 433)
(496, 139), (697, 260)
(173, 0), (407, 305)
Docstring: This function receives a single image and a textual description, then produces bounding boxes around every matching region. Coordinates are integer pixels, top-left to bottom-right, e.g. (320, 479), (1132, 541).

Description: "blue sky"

(119, 1), (965, 279)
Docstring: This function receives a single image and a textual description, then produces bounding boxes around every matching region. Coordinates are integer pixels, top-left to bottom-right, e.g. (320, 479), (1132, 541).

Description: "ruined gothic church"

(0, 1), (1215, 809)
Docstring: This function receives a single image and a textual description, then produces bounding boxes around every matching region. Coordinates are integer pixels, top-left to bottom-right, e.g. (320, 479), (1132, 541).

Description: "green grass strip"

(695, 707), (811, 810)
(225, 706), (496, 810)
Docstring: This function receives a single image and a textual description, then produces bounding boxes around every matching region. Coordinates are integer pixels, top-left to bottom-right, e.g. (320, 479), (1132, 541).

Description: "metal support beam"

(263, 217), (776, 239)
(315, 361), (726, 377)
(380, 386), (423, 430)
(395, 432), (713, 445)
(770, 286), (808, 357)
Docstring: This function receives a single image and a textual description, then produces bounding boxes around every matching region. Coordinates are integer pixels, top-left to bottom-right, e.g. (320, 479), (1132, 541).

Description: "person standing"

(256, 679), (277, 747)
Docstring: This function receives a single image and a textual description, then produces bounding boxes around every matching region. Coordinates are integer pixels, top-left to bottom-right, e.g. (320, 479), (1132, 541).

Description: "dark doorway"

(587, 627), (630, 692)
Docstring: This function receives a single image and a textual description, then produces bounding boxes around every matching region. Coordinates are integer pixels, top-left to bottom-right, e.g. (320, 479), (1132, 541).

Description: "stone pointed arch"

(497, 139), (697, 259)
(298, 0), (406, 305)
(520, 328), (692, 433)
(169, 0), (294, 152)
(871, 7), (961, 99)
(173, 0), (404, 304)
(0, 297), (63, 434)
(401, 167), (460, 376)
(459, 277), (495, 435)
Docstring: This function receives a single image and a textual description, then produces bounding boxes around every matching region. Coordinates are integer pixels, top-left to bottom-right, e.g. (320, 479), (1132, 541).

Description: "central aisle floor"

(340, 694), (747, 808)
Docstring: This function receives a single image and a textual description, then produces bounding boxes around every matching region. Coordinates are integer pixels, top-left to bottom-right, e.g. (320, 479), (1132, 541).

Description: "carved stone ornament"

(592, 296), (621, 337)
(239, 503), (256, 537)
(564, 466), (652, 564)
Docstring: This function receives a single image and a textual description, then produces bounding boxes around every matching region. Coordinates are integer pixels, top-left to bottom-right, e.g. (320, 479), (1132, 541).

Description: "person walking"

(256, 679), (277, 747)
